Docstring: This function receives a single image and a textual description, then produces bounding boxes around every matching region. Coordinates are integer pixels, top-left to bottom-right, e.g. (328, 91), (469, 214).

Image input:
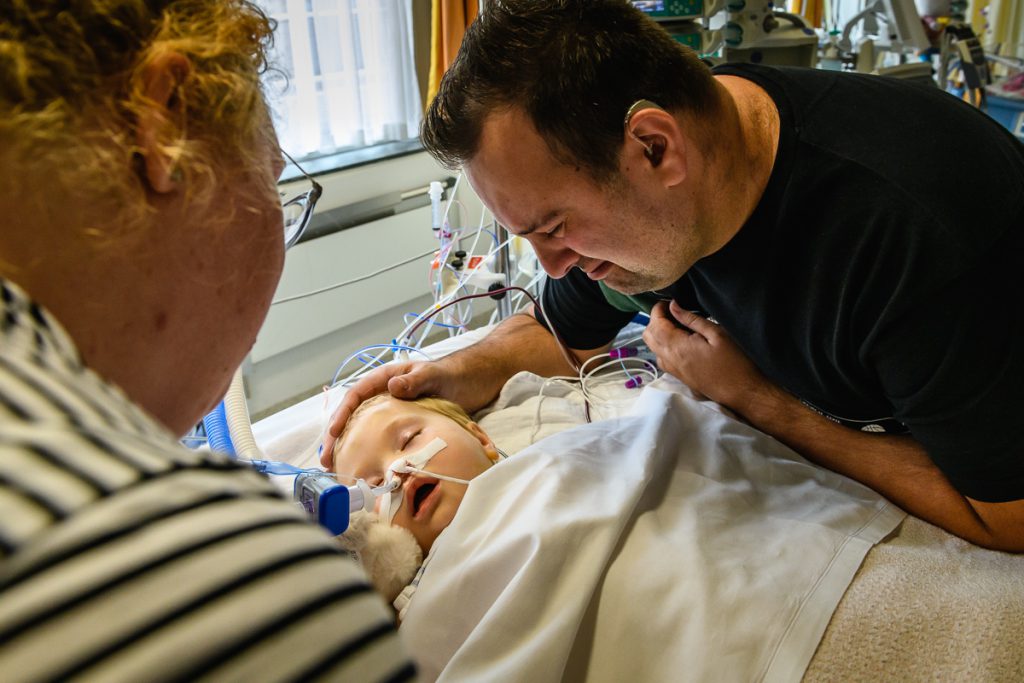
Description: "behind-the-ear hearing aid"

(624, 98), (666, 165)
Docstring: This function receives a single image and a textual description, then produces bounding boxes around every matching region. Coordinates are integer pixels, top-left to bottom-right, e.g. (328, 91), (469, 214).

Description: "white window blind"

(258, 0), (423, 161)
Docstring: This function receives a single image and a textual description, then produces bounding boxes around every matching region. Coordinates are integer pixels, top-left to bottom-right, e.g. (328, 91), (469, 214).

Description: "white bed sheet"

(251, 331), (905, 682)
(401, 377), (904, 682)
(251, 328), (1023, 682)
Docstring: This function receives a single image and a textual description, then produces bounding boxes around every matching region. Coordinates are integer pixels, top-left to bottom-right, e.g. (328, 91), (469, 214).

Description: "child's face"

(333, 397), (499, 553)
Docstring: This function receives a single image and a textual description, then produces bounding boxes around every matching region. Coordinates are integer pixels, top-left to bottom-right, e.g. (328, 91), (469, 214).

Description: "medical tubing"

(348, 479), (396, 513)
(441, 172), (462, 232)
(331, 344), (432, 387)
(404, 313), (464, 330)
(395, 466), (470, 485)
(272, 247), (437, 305)
(406, 286), (582, 375)
(420, 213), (505, 346)
(336, 269), (465, 385)
(247, 459), (320, 475)
(332, 334), (425, 389)
(427, 207), (495, 317)
(225, 366), (263, 460)
(332, 225), (516, 390)
(529, 375), (589, 444)
(581, 357), (658, 395)
(202, 402), (235, 455)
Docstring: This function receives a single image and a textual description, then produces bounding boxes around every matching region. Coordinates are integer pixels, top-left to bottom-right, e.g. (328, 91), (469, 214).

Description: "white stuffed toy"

(336, 510), (422, 603)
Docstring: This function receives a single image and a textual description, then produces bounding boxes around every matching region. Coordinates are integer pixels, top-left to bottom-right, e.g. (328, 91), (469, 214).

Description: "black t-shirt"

(539, 64), (1024, 502)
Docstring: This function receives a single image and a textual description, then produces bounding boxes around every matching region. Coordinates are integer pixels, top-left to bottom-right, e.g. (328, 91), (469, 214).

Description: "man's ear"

(136, 51), (192, 194)
(466, 421), (500, 463)
(624, 107), (687, 188)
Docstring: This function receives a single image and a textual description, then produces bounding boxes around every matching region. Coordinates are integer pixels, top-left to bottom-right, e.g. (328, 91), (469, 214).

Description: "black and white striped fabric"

(0, 279), (414, 682)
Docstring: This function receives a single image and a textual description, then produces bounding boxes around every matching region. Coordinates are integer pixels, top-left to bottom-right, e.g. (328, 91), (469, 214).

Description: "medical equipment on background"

(833, 0), (931, 73)
(429, 181), (445, 231)
(631, 1), (719, 54)
(939, 21), (991, 105)
(837, 0), (929, 55)
(630, 0), (817, 65)
(426, 176), (529, 336)
(720, 0), (819, 66)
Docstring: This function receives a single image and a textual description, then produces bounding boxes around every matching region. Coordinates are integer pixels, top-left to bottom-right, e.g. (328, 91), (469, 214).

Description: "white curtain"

(259, 0), (423, 159)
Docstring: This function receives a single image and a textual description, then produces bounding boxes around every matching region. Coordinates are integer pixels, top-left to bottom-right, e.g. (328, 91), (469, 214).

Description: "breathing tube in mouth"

(294, 436), (472, 534)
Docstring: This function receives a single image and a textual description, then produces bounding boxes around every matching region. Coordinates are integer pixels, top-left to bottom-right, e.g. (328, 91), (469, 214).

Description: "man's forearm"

(739, 384), (1021, 551)
(438, 312), (592, 412)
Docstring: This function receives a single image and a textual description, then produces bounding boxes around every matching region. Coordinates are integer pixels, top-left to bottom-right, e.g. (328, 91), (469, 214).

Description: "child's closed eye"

(401, 429), (423, 450)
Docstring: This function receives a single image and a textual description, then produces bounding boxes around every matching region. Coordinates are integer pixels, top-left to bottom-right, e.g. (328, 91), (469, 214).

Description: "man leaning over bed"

(324, 0), (1024, 552)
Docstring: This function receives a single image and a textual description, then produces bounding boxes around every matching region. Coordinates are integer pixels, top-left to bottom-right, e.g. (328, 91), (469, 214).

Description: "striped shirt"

(0, 279), (414, 682)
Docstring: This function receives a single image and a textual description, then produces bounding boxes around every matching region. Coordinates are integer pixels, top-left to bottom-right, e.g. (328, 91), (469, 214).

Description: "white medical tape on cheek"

(380, 485), (397, 524)
(381, 437), (448, 525)
(400, 437), (473, 484)
(403, 437), (448, 470)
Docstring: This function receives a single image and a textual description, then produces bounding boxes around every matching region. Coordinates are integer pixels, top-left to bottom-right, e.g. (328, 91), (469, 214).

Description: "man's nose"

(531, 240), (579, 279)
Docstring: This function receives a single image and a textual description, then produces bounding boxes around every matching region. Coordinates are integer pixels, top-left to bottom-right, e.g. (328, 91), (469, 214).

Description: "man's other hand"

(643, 300), (770, 415)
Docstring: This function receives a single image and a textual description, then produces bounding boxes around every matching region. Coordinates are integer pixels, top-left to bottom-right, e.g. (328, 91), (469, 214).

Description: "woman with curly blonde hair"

(0, 2), (411, 680)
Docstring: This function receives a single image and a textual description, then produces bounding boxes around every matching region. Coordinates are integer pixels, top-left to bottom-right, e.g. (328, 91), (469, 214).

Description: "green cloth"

(598, 282), (661, 315)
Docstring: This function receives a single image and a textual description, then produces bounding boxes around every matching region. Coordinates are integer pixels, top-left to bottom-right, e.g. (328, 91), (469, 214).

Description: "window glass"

(257, 0), (423, 164)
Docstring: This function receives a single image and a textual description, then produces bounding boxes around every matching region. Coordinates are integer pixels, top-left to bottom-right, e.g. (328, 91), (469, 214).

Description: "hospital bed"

(253, 326), (1024, 682)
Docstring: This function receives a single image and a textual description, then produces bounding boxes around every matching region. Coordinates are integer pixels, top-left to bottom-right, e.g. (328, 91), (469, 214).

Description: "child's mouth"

(412, 482), (438, 516)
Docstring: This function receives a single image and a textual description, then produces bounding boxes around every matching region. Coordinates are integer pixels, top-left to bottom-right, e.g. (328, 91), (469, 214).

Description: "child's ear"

(466, 421), (500, 462)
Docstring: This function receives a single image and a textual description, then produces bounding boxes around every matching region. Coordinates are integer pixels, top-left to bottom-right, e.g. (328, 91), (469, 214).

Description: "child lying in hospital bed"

(327, 381), (906, 682)
(329, 394), (507, 602)
(259, 365), (1024, 681)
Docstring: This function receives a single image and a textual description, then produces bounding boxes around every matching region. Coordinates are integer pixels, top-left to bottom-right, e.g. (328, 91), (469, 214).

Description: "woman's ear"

(466, 421), (500, 463)
(135, 51), (192, 194)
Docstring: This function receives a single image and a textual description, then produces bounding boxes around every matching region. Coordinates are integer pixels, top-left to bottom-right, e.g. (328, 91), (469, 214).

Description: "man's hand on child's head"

(322, 361), (443, 468)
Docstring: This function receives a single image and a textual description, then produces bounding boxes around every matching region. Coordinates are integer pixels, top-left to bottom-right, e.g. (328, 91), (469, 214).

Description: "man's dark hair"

(421, 0), (719, 181)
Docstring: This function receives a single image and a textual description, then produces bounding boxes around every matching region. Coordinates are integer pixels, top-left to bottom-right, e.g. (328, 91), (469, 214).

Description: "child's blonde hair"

(332, 394), (478, 467)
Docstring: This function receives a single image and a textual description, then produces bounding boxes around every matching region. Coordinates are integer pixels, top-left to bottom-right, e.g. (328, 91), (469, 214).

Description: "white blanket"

(401, 381), (905, 682)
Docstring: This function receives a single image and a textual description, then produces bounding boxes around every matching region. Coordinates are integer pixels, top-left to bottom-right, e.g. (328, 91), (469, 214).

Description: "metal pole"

(494, 222), (513, 320)
(477, 0), (514, 320)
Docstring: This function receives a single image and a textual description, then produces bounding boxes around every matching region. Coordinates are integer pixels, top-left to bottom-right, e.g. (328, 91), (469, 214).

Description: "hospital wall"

(245, 151), (489, 416)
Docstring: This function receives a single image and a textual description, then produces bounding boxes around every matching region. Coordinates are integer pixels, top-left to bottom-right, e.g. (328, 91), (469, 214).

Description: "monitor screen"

(631, 1), (666, 13)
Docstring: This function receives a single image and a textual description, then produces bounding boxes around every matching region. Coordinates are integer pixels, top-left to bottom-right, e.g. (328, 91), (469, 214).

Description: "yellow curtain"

(970, 0), (1024, 59)
(426, 0), (480, 105)
(787, 0), (825, 28)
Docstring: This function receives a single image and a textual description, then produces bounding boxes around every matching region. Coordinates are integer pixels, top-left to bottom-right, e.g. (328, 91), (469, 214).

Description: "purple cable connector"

(624, 376), (644, 389)
(609, 346), (638, 359)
